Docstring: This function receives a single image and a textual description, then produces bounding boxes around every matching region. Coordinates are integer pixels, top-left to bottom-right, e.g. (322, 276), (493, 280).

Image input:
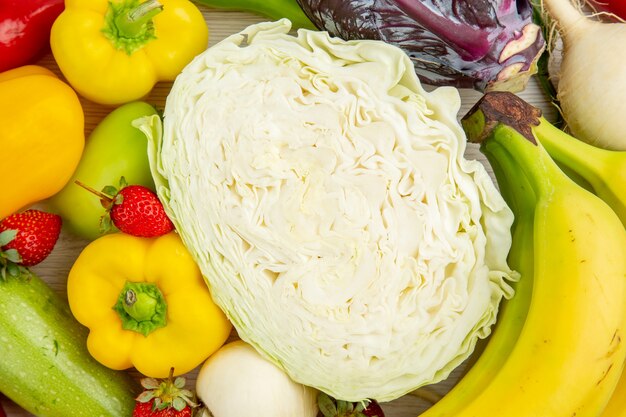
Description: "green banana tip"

(461, 92), (542, 145)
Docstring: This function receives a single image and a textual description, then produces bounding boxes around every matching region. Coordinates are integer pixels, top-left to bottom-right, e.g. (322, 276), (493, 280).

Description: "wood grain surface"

(2, 6), (558, 417)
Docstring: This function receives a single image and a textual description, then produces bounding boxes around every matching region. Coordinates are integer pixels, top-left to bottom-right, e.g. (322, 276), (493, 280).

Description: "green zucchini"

(0, 271), (138, 417)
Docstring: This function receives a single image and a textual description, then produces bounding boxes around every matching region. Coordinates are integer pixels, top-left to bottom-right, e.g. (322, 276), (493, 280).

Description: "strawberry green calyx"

(318, 393), (384, 417)
(74, 177), (126, 234)
(114, 281), (167, 336)
(136, 368), (197, 412)
(102, 0), (164, 55)
(0, 230), (23, 281)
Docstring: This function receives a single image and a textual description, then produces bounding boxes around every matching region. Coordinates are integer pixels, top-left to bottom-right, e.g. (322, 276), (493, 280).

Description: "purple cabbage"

(296, 0), (545, 92)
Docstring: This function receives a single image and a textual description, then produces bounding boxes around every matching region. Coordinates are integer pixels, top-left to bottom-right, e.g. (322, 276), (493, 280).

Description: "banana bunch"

(417, 92), (626, 417)
(528, 107), (626, 227)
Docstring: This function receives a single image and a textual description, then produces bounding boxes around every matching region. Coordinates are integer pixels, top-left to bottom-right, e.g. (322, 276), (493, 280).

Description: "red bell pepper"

(0, 0), (64, 72)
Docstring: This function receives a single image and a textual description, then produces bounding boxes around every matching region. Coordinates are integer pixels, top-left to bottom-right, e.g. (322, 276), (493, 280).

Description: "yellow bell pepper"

(0, 65), (84, 220)
(67, 232), (232, 377)
(50, 0), (208, 106)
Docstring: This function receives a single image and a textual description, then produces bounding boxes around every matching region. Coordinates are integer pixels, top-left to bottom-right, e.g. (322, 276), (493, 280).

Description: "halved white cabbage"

(137, 20), (517, 402)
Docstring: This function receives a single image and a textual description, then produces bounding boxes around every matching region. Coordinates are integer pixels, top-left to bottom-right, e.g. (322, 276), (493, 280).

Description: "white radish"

(195, 341), (319, 417)
(543, 0), (626, 150)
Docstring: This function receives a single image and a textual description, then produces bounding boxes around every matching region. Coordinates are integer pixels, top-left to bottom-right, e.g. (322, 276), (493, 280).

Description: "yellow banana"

(601, 365), (626, 417)
(417, 135), (535, 417)
(502, 95), (626, 417)
(435, 91), (626, 417)
(530, 116), (626, 227)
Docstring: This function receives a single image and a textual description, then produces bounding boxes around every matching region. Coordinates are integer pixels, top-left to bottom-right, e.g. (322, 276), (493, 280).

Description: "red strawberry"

(132, 369), (197, 417)
(109, 185), (174, 237)
(132, 401), (192, 417)
(0, 209), (62, 278)
(362, 400), (384, 417)
(76, 177), (174, 238)
(318, 393), (385, 417)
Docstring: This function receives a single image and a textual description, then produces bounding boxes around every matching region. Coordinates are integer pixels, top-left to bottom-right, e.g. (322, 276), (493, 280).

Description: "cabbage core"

(139, 20), (517, 402)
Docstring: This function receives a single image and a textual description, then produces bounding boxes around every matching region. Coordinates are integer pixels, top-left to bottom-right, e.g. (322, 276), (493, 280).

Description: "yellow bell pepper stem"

(114, 281), (167, 336)
(102, 0), (165, 55)
(114, 0), (163, 40)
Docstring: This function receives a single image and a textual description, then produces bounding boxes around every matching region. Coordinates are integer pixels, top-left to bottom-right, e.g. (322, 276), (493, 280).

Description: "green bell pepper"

(48, 101), (158, 240)
(193, 0), (315, 30)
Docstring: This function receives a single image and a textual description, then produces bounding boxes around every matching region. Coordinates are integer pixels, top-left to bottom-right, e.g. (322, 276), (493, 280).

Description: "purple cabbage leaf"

(296, 0), (545, 92)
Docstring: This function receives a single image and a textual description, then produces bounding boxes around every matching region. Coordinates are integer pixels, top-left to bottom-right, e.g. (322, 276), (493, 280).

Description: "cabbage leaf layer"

(138, 20), (517, 402)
